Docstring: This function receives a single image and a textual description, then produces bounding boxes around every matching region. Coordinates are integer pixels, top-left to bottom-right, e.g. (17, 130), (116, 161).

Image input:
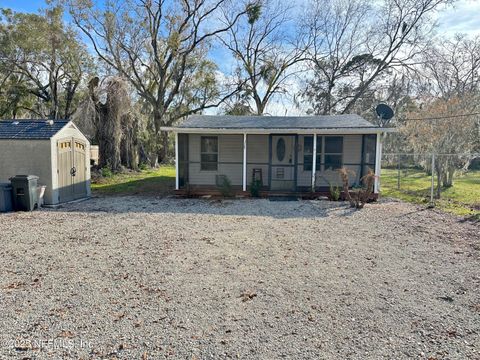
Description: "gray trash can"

(9, 175), (39, 211)
(0, 183), (13, 212)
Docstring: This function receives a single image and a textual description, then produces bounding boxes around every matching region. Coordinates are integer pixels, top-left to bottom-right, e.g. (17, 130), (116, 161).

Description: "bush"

(139, 162), (149, 171)
(328, 183), (341, 201)
(101, 167), (113, 178)
(218, 176), (233, 198)
(338, 167), (375, 209)
(250, 179), (262, 197)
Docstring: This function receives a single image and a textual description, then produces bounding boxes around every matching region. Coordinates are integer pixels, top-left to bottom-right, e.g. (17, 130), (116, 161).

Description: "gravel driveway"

(0, 196), (479, 359)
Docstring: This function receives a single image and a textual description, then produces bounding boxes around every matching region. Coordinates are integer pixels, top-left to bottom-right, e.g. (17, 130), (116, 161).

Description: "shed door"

(73, 140), (87, 197)
(57, 138), (87, 202)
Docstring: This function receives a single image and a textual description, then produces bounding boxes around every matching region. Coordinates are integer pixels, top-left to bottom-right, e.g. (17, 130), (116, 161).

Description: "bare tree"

(419, 35), (480, 99)
(401, 34), (480, 188)
(401, 96), (479, 195)
(68, 0), (251, 161)
(219, 0), (307, 115)
(303, 0), (453, 115)
(303, 0), (372, 115)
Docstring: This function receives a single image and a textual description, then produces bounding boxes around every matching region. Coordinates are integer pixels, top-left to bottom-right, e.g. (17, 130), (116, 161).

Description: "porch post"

(242, 133), (247, 192)
(374, 132), (382, 194)
(175, 132), (179, 190)
(311, 134), (317, 192)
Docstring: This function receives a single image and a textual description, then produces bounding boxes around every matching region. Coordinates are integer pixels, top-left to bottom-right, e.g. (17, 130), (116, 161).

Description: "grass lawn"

(92, 165), (175, 196)
(381, 167), (480, 219)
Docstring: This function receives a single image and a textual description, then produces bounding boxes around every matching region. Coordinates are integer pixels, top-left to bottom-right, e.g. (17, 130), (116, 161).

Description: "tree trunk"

(97, 104), (121, 171)
(158, 130), (170, 164)
(443, 167), (455, 187)
(153, 110), (170, 164)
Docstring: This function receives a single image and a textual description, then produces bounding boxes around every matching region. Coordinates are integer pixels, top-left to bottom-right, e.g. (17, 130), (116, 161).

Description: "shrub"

(139, 162), (149, 171)
(328, 183), (341, 201)
(338, 167), (375, 209)
(101, 167), (113, 178)
(250, 179), (263, 197)
(218, 176), (233, 198)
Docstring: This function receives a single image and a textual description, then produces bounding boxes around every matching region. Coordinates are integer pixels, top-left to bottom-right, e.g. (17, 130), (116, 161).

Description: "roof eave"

(160, 127), (396, 134)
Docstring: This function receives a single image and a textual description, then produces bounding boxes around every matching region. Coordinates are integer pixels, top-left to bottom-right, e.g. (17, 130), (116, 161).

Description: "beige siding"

(247, 135), (269, 163)
(188, 134), (243, 186)
(0, 139), (54, 203)
(247, 135), (269, 186)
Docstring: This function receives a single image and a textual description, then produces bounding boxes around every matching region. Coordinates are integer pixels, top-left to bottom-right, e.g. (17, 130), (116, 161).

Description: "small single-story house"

(0, 119), (91, 205)
(161, 115), (395, 196)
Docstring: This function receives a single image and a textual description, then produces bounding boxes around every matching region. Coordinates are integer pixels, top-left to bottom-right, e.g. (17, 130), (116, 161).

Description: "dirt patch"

(0, 197), (478, 359)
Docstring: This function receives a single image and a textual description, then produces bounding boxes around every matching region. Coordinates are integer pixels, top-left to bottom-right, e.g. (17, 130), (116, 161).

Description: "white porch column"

(242, 133), (247, 192)
(311, 134), (317, 192)
(374, 132), (383, 194)
(175, 132), (179, 190)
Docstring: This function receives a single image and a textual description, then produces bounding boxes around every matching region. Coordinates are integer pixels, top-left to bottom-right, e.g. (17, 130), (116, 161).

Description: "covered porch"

(171, 131), (386, 197)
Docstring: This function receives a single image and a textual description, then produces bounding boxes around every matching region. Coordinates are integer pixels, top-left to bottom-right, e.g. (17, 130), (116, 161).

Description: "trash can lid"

(9, 175), (39, 181)
(0, 182), (12, 189)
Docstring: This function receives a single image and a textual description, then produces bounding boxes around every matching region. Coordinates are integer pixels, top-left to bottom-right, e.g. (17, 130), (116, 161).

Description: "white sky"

(437, 0), (480, 36)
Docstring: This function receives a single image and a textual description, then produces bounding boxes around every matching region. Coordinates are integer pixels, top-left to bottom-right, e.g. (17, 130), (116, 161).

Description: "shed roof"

(0, 119), (69, 140)
(176, 114), (378, 129)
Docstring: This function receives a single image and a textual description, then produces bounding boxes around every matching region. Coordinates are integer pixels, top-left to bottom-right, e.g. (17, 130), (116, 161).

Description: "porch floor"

(174, 187), (378, 200)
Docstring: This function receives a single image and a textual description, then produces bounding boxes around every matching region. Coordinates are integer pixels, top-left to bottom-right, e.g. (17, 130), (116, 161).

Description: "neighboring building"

(90, 145), (100, 166)
(161, 115), (395, 196)
(0, 119), (91, 205)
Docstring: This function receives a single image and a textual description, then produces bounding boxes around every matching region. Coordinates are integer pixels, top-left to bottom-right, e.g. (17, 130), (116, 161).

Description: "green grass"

(92, 166), (175, 196)
(381, 167), (480, 219)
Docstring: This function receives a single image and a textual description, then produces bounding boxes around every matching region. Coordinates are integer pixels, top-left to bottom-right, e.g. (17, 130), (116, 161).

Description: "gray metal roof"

(0, 119), (69, 139)
(177, 114), (378, 129)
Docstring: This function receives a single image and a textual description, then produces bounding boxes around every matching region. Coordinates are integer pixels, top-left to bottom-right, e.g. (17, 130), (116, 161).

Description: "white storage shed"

(0, 119), (91, 205)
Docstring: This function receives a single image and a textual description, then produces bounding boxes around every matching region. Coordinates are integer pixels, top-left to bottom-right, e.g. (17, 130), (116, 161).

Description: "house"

(0, 119), (91, 205)
(161, 115), (395, 196)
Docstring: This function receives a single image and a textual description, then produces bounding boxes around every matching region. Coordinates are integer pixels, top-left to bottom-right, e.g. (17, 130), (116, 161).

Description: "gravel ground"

(0, 196), (479, 359)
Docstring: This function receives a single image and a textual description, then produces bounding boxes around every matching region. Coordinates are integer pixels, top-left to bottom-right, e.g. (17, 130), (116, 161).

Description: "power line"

(400, 112), (480, 121)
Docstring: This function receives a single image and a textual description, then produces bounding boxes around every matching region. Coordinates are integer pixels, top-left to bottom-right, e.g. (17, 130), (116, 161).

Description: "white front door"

(271, 135), (296, 191)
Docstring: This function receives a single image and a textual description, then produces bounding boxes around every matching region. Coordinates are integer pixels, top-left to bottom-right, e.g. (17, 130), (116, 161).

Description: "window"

(200, 136), (218, 171)
(324, 136), (343, 170)
(303, 136), (322, 171)
(276, 138), (286, 161)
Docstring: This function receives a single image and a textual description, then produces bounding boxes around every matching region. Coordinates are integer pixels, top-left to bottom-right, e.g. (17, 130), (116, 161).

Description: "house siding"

(188, 134), (243, 186)
(247, 135), (269, 187)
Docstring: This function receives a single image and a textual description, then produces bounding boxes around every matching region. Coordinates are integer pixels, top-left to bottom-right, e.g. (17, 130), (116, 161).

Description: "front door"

(57, 138), (87, 203)
(270, 135), (296, 191)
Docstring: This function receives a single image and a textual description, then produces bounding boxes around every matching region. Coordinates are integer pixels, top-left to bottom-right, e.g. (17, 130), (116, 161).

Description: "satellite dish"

(375, 103), (394, 121)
